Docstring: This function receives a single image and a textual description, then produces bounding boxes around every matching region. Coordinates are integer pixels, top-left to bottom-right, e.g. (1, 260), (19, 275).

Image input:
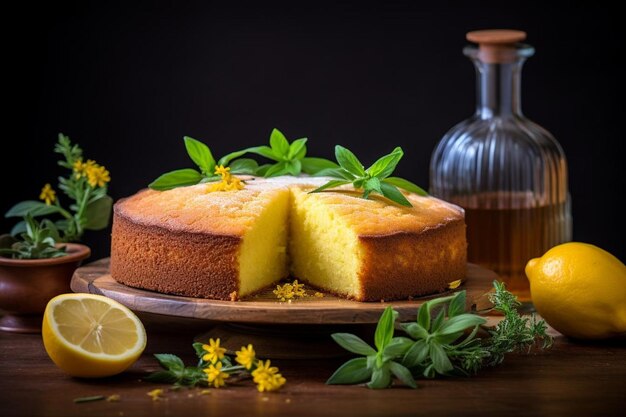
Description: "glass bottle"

(430, 30), (572, 301)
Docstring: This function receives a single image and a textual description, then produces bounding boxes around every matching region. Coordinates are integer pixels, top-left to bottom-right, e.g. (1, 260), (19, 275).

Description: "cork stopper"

(466, 30), (527, 64)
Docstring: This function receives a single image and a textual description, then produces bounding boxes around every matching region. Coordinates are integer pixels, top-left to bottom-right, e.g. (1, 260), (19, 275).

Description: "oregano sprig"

(311, 145), (427, 207)
(327, 281), (552, 389)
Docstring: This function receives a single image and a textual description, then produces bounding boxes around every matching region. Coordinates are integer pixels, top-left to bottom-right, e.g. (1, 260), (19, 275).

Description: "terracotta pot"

(0, 243), (91, 333)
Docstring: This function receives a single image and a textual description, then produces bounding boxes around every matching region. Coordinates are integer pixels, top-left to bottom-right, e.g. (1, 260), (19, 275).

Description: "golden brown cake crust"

(111, 207), (242, 300)
(356, 219), (467, 301)
(110, 178), (467, 302)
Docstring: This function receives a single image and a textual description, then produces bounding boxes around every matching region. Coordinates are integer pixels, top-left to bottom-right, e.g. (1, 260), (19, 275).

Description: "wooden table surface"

(1, 313), (624, 417)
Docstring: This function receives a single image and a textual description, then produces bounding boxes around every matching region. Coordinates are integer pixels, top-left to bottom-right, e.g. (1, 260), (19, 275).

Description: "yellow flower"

(252, 360), (286, 392)
(214, 165), (231, 177)
(39, 183), (56, 205)
(73, 159), (96, 179)
(235, 344), (256, 370)
(203, 362), (229, 388)
(147, 388), (164, 401)
(202, 338), (226, 364)
(273, 280), (307, 302)
(86, 164), (111, 188)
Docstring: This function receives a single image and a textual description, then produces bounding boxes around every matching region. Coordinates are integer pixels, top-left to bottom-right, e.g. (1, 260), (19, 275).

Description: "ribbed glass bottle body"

(430, 45), (572, 299)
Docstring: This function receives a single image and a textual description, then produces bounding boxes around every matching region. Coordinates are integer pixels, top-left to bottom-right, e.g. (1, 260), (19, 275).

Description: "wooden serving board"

(71, 258), (497, 325)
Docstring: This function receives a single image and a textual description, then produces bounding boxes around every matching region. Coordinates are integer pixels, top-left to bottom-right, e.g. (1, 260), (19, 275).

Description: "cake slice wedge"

(288, 187), (466, 301)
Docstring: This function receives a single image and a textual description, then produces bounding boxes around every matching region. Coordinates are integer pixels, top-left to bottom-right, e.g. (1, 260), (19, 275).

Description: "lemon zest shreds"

(147, 389), (164, 401)
(206, 165), (245, 192)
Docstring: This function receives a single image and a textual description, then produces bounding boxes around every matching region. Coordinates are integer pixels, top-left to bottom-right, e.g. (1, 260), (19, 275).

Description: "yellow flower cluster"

(202, 338), (226, 364)
(207, 165), (245, 192)
(39, 183), (57, 205)
(204, 362), (229, 388)
(73, 159), (111, 188)
(201, 338), (229, 388)
(273, 279), (307, 302)
(251, 360), (286, 392)
(235, 344), (256, 370)
(198, 340), (285, 392)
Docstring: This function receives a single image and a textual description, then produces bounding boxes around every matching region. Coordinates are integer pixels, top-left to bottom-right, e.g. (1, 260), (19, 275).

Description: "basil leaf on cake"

(111, 129), (466, 301)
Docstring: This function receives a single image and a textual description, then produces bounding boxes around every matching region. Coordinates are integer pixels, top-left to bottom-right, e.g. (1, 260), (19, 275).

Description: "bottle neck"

(474, 60), (524, 118)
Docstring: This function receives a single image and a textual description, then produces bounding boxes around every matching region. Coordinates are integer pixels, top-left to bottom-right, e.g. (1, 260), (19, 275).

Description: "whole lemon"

(525, 242), (626, 339)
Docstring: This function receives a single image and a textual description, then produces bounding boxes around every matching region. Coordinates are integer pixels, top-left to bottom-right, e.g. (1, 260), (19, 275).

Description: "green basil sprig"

(326, 307), (416, 389)
(149, 137), (259, 191)
(327, 281), (552, 389)
(310, 145), (427, 207)
(242, 128), (338, 177)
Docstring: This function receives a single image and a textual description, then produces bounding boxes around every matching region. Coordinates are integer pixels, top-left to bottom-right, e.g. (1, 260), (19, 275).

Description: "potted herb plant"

(0, 134), (112, 333)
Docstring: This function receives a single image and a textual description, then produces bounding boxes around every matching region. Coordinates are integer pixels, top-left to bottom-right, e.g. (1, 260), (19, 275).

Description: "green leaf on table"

(402, 339), (430, 367)
(326, 357), (372, 385)
(374, 306), (397, 351)
(154, 353), (185, 372)
(83, 195), (113, 230)
(437, 314), (486, 336)
(367, 365), (392, 389)
(429, 342), (453, 375)
(447, 291), (466, 318)
(331, 333), (377, 356)
(417, 303), (431, 332)
(184, 136), (215, 175)
(400, 322), (429, 340)
(149, 169), (203, 191)
(382, 337), (414, 361)
(144, 370), (179, 384)
(286, 159), (302, 176)
(389, 361), (417, 388)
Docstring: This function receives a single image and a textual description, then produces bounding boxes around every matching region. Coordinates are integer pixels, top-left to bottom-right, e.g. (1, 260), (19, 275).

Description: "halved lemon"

(42, 293), (147, 377)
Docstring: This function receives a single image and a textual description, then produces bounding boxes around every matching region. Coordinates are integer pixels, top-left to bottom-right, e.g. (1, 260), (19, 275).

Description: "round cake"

(110, 177), (467, 301)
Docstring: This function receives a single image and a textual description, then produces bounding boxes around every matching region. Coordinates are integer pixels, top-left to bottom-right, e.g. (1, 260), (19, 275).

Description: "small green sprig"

(242, 128), (338, 177)
(148, 129), (340, 190)
(310, 145), (427, 207)
(3, 134), (112, 250)
(149, 137), (260, 190)
(327, 307), (416, 389)
(327, 281), (552, 389)
(0, 214), (66, 259)
(145, 339), (286, 392)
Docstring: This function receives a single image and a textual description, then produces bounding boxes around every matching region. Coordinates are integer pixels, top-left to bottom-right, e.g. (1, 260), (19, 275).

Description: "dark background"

(1, 1), (624, 261)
